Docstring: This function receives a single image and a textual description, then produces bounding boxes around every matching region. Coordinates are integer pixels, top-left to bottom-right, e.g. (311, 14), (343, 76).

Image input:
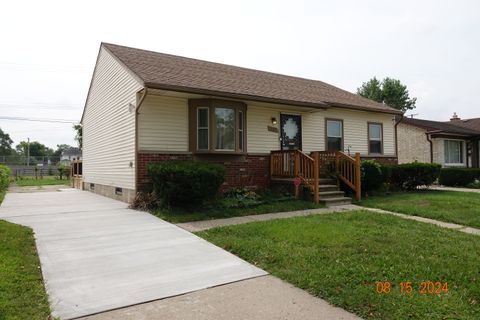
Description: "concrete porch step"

(320, 197), (352, 207)
(319, 184), (338, 192)
(319, 178), (336, 184)
(318, 191), (345, 199)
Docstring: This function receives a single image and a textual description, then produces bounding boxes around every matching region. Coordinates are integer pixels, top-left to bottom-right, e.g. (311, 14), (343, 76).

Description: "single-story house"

(81, 43), (402, 202)
(60, 147), (82, 165)
(397, 113), (480, 167)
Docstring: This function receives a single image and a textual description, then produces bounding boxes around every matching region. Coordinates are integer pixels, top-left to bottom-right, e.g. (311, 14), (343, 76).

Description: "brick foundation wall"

(361, 156), (398, 165)
(137, 152), (270, 191)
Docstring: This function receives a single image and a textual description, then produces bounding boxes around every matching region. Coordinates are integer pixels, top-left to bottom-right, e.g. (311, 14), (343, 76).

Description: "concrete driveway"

(0, 189), (266, 319)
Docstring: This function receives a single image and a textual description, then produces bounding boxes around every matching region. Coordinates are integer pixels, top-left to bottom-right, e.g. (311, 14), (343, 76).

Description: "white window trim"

(444, 139), (466, 166)
(197, 107), (209, 150)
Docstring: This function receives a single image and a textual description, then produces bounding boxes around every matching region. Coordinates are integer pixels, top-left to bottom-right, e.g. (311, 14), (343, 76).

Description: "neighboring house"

(81, 43), (402, 202)
(397, 113), (480, 168)
(60, 147), (82, 165)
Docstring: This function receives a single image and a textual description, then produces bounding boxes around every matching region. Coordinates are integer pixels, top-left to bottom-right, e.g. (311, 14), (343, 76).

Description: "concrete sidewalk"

(427, 185), (480, 194)
(0, 190), (266, 319)
(81, 275), (360, 320)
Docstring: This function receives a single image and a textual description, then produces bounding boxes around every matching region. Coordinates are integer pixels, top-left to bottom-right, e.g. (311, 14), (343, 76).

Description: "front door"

(280, 114), (302, 150)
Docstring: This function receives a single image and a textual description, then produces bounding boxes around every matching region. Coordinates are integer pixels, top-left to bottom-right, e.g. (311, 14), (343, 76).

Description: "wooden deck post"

(355, 152), (361, 201)
(294, 151), (300, 198)
(313, 152), (319, 204)
(335, 152), (340, 191)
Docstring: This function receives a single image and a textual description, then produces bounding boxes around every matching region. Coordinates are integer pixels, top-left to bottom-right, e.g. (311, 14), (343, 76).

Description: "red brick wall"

(361, 156), (398, 165)
(137, 152), (270, 191)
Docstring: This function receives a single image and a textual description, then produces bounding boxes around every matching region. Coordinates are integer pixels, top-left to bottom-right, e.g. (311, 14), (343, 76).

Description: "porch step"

(320, 196), (352, 207)
(319, 178), (336, 184)
(318, 191), (345, 199)
(319, 184), (338, 192)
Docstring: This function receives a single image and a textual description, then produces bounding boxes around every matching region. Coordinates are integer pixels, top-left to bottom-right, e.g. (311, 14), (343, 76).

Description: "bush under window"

(390, 162), (441, 191)
(147, 160), (225, 206)
(439, 168), (480, 187)
(361, 160), (385, 194)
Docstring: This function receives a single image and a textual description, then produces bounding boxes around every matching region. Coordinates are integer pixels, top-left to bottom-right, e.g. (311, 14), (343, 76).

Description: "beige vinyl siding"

(138, 95), (188, 152)
(82, 47), (142, 190)
(246, 105), (281, 153)
(246, 105), (396, 155)
(397, 123), (431, 163)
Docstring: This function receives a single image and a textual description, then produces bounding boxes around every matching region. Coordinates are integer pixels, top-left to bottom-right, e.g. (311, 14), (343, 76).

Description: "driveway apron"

(0, 190), (266, 319)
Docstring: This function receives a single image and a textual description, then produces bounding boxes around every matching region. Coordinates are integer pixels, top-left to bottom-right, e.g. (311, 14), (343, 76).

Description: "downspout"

(394, 114), (404, 161)
(134, 88), (149, 195)
(425, 132), (433, 163)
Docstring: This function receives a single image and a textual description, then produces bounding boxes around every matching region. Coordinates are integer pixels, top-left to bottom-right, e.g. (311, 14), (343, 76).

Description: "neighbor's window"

(444, 140), (464, 164)
(189, 99), (246, 153)
(326, 119), (343, 151)
(368, 123), (383, 154)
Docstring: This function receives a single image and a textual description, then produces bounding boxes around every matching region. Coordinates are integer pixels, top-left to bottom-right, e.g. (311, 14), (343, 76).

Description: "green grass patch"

(14, 176), (70, 186)
(198, 211), (480, 319)
(360, 190), (480, 228)
(153, 199), (324, 223)
(0, 191), (51, 319)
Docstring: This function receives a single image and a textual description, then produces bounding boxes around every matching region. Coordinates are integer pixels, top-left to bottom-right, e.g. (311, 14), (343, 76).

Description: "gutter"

(425, 132), (433, 163)
(134, 88), (149, 194)
(394, 114), (404, 158)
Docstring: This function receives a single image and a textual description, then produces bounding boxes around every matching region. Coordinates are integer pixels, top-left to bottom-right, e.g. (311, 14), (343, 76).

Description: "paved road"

(0, 190), (266, 319)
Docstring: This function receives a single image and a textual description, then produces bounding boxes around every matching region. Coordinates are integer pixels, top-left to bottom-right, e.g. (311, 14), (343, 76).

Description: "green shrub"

(147, 161), (225, 206)
(439, 168), (480, 187)
(361, 160), (384, 194)
(390, 162), (441, 191)
(0, 164), (11, 192)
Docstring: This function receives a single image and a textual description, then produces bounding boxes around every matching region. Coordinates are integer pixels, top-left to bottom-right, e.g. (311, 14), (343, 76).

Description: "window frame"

(196, 107), (209, 150)
(368, 122), (384, 155)
(325, 118), (344, 152)
(189, 99), (247, 154)
(444, 139), (465, 165)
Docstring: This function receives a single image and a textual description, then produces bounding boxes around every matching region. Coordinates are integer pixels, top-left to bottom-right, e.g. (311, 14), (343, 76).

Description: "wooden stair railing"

(270, 150), (361, 203)
(335, 151), (361, 201)
(270, 150), (319, 203)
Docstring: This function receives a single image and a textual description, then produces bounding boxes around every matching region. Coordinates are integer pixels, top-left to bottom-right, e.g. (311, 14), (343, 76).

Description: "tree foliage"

(357, 77), (417, 112)
(73, 124), (82, 150)
(0, 127), (14, 156)
(15, 141), (54, 157)
(53, 144), (72, 158)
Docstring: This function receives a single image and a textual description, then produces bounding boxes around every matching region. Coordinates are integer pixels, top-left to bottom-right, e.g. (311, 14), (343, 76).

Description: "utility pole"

(27, 137), (30, 166)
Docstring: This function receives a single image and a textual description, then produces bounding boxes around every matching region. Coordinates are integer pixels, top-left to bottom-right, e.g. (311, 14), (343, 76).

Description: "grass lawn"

(153, 199), (324, 223)
(0, 191), (51, 319)
(198, 211), (480, 319)
(360, 190), (480, 229)
(14, 176), (70, 187)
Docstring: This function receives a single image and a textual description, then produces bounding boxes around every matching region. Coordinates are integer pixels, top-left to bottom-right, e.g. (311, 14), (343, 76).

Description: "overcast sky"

(1, 0), (479, 149)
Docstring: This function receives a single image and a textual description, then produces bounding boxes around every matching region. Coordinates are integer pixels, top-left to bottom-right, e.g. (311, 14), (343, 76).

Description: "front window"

(444, 140), (464, 164)
(215, 108), (235, 150)
(189, 99), (246, 153)
(326, 119), (343, 151)
(197, 108), (209, 150)
(368, 123), (383, 154)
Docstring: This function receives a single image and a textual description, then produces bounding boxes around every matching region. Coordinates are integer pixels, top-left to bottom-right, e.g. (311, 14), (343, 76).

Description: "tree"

(0, 127), (13, 156)
(73, 124), (82, 150)
(357, 77), (417, 112)
(53, 144), (72, 158)
(15, 141), (54, 158)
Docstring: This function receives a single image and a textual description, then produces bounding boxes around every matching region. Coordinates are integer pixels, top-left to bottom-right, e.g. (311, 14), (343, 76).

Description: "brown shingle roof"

(448, 118), (480, 131)
(402, 117), (480, 136)
(103, 43), (402, 114)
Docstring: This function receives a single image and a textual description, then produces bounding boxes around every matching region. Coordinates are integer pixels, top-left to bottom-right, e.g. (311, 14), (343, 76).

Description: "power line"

(0, 103), (81, 110)
(0, 116), (79, 124)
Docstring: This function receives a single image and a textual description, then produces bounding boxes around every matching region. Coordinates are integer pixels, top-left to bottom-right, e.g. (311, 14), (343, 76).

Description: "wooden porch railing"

(335, 151), (361, 201)
(270, 150), (319, 203)
(70, 160), (83, 190)
(270, 150), (361, 202)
